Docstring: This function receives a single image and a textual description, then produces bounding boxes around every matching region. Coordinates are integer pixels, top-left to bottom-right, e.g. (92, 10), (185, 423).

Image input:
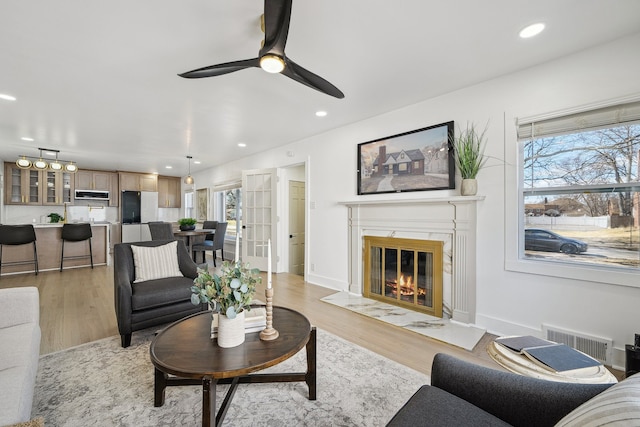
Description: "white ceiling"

(1, 0), (640, 178)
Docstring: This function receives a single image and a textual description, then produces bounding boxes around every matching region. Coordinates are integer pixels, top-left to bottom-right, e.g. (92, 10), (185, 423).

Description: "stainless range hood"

(74, 189), (110, 200)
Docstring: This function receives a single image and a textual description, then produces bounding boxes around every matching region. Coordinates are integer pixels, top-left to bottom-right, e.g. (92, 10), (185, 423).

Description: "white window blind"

(518, 100), (640, 140)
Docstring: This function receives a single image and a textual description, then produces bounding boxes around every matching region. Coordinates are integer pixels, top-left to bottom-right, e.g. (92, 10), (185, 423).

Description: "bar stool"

(60, 223), (93, 271)
(0, 224), (38, 276)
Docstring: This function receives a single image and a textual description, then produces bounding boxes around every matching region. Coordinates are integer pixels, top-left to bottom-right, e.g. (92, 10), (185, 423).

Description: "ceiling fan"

(179, 0), (344, 99)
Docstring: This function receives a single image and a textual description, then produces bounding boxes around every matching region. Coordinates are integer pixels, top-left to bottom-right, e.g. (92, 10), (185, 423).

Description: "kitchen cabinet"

(4, 163), (41, 205)
(158, 176), (181, 208)
(76, 170), (113, 191)
(42, 170), (75, 205)
(76, 169), (118, 206)
(4, 162), (74, 206)
(109, 173), (119, 207)
(119, 172), (157, 192)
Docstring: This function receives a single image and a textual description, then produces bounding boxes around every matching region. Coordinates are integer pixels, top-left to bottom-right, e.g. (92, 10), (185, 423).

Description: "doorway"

(288, 180), (305, 275)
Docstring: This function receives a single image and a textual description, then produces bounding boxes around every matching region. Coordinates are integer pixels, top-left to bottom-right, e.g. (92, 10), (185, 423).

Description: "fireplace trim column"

(340, 196), (484, 325)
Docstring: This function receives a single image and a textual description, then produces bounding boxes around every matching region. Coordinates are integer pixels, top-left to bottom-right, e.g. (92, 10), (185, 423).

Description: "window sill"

(505, 257), (640, 289)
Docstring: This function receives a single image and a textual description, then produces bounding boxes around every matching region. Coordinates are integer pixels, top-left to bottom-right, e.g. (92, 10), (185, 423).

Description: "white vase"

(460, 179), (478, 196)
(217, 310), (245, 348)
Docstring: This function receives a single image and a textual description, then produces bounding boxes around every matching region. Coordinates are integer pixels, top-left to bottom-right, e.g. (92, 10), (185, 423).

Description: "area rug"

(33, 328), (429, 426)
(322, 291), (486, 351)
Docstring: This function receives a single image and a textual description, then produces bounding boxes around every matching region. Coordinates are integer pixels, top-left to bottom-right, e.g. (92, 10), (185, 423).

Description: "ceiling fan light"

(33, 158), (48, 170)
(260, 55), (285, 73)
(16, 156), (32, 169)
(64, 162), (78, 173)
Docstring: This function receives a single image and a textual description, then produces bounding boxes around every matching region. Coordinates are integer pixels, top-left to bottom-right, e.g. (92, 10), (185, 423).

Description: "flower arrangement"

(190, 261), (260, 319)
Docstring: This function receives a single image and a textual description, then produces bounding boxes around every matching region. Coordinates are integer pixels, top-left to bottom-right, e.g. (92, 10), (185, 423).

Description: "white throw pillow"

(555, 373), (640, 426)
(131, 241), (183, 283)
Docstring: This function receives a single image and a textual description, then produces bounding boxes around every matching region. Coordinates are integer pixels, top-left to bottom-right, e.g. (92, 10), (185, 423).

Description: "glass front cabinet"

(4, 163), (75, 205)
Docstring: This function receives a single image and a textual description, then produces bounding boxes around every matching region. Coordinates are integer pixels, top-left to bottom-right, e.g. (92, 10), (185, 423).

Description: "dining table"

(173, 229), (215, 261)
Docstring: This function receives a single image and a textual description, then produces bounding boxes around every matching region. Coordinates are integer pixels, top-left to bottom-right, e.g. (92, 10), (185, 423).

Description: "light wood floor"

(2, 261), (500, 376)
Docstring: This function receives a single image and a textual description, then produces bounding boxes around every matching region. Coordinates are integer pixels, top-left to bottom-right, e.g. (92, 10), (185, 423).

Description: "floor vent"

(542, 324), (612, 365)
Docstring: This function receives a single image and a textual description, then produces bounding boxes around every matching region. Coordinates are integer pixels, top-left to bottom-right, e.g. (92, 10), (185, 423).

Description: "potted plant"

(452, 122), (488, 196)
(47, 213), (64, 223)
(177, 217), (197, 231)
(190, 261), (261, 347)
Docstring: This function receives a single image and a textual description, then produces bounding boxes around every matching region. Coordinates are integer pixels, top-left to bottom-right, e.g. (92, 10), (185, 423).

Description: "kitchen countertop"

(32, 222), (111, 228)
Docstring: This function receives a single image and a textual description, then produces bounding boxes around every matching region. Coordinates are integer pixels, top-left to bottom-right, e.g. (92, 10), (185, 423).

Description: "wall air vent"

(542, 324), (612, 365)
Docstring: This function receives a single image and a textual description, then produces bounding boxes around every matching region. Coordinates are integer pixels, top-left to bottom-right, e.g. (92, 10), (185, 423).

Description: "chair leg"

(33, 241), (38, 275)
(121, 334), (132, 348)
(60, 240), (65, 272)
(89, 238), (93, 269)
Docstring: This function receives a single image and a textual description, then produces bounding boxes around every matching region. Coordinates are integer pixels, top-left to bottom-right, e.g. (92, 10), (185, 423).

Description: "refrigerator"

(121, 191), (158, 242)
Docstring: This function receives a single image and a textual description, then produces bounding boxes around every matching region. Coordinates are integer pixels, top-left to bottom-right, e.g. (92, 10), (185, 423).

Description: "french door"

(241, 168), (277, 271)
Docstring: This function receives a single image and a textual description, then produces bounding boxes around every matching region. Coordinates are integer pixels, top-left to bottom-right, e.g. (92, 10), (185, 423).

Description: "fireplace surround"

(341, 196), (483, 325)
(363, 236), (443, 317)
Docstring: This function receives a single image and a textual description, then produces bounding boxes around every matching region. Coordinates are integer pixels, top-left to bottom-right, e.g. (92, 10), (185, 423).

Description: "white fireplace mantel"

(340, 196), (484, 325)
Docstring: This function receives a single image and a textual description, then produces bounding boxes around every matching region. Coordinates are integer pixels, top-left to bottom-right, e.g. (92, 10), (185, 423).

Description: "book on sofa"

(495, 335), (602, 372)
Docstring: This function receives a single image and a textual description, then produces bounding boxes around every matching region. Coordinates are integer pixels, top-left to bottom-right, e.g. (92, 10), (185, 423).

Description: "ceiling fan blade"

(260, 0), (292, 57)
(179, 58), (260, 79)
(282, 58), (345, 99)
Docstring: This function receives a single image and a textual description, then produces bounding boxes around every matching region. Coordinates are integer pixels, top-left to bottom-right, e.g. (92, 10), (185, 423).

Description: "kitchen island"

(0, 223), (110, 276)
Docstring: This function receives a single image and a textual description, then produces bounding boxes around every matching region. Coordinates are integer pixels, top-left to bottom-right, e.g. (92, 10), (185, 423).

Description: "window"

(518, 101), (640, 271)
(184, 191), (194, 219)
(213, 187), (242, 238)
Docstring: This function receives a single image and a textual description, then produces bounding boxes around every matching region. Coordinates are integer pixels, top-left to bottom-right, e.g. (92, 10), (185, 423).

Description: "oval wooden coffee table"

(150, 306), (316, 427)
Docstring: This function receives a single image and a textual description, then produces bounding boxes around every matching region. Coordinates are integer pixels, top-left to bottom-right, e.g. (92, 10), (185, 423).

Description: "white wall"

(192, 32), (640, 368)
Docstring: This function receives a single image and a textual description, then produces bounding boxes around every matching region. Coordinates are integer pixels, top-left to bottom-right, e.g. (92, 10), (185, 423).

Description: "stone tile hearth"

(322, 291), (485, 351)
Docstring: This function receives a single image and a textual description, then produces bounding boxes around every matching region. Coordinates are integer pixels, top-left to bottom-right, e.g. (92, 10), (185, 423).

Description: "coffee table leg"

(306, 326), (317, 400)
(154, 368), (167, 407)
(202, 376), (216, 427)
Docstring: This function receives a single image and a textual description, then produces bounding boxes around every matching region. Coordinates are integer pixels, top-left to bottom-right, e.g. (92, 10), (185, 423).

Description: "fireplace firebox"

(363, 236), (443, 317)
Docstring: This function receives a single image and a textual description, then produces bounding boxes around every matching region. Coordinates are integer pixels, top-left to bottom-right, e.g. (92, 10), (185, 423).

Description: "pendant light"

(15, 148), (79, 172)
(49, 152), (63, 171)
(16, 156), (32, 169)
(184, 156), (194, 185)
(33, 149), (48, 170)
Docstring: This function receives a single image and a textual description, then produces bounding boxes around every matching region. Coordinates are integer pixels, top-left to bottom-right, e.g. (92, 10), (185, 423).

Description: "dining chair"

(192, 222), (227, 266)
(149, 222), (175, 240)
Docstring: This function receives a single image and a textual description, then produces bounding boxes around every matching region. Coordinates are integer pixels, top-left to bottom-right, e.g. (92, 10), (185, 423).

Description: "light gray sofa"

(0, 287), (41, 425)
(387, 353), (629, 427)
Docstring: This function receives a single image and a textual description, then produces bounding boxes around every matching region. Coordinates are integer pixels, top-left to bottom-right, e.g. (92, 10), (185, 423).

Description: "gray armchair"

(387, 353), (614, 427)
(113, 240), (205, 347)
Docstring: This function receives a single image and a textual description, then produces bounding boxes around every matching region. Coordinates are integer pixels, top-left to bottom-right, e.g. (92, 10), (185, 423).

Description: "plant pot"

(217, 310), (245, 348)
(179, 224), (195, 231)
(460, 179), (478, 196)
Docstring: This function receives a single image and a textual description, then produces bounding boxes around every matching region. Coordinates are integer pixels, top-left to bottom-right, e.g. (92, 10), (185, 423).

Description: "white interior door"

(288, 180), (305, 275)
(242, 168), (277, 271)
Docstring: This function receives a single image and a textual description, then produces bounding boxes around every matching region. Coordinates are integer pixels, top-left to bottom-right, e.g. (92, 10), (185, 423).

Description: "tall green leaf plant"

(453, 122), (488, 179)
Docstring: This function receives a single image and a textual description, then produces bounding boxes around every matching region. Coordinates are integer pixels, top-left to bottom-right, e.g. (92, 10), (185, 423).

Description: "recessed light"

(519, 23), (545, 39)
(238, 143), (247, 148)
(315, 110), (328, 117)
(194, 160), (201, 164)
(0, 93), (17, 101)
(165, 165), (173, 169)
(21, 137), (34, 141)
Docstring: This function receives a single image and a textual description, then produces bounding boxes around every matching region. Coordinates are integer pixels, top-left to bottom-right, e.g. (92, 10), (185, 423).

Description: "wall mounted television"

(357, 121), (455, 195)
